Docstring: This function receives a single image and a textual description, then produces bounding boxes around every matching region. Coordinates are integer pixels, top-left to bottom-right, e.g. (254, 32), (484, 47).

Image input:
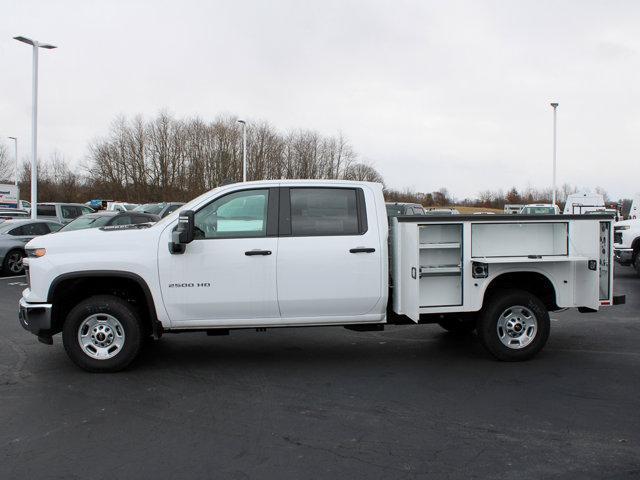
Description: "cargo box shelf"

(419, 242), (460, 249)
(419, 265), (461, 277)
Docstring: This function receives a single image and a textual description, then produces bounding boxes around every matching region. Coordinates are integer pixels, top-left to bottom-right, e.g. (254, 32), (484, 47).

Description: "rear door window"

(37, 205), (56, 216)
(289, 188), (360, 236)
(21, 222), (50, 236)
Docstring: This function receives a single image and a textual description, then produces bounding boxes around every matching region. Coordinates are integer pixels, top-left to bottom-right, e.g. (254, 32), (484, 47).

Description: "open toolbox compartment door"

(393, 222), (420, 322)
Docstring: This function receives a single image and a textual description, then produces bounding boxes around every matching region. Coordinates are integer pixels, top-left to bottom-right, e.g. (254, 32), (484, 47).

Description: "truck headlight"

(26, 248), (46, 258)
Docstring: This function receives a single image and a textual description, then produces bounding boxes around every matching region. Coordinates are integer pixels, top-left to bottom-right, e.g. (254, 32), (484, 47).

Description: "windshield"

(521, 206), (556, 215)
(135, 203), (165, 215)
(60, 216), (113, 231)
(124, 204), (137, 210)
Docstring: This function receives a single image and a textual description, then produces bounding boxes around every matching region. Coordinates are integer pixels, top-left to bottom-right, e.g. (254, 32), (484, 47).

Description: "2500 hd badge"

(168, 282), (211, 288)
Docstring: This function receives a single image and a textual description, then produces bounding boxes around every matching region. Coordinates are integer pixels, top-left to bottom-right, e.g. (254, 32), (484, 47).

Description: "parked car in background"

(106, 202), (139, 212)
(18, 200), (32, 212)
(134, 202), (185, 218)
(504, 204), (523, 214)
(0, 209), (30, 222)
(425, 207), (460, 215)
(586, 208), (620, 222)
(37, 203), (95, 225)
(614, 218), (640, 275)
(86, 199), (114, 211)
(519, 204), (560, 215)
(385, 202), (426, 216)
(563, 192), (605, 215)
(0, 219), (62, 275)
(60, 211), (159, 232)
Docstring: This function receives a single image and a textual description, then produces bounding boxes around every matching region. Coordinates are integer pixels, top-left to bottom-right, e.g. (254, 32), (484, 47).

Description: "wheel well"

(48, 274), (160, 336)
(483, 272), (558, 311)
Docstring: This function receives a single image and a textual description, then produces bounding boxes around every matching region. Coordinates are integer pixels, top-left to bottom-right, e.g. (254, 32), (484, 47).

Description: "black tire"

(634, 254), (640, 278)
(477, 290), (550, 361)
(2, 249), (24, 275)
(437, 318), (476, 335)
(62, 295), (143, 372)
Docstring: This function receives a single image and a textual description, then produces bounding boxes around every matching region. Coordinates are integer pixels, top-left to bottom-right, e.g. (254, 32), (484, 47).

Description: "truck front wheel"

(62, 295), (143, 372)
(477, 290), (550, 361)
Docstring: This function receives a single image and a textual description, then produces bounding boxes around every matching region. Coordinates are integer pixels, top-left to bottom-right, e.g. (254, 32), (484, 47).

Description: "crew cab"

(18, 180), (623, 372)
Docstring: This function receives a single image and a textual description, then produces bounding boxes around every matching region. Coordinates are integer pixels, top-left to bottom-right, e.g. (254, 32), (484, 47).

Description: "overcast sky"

(1, 0), (639, 199)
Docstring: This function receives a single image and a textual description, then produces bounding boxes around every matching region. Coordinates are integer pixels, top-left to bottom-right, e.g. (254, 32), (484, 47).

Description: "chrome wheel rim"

(496, 305), (537, 349)
(77, 314), (125, 360)
(7, 252), (23, 273)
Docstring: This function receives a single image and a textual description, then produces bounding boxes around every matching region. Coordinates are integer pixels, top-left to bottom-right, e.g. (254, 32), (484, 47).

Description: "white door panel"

(158, 237), (279, 321)
(277, 236), (381, 317)
(157, 187), (279, 323)
(276, 186), (383, 319)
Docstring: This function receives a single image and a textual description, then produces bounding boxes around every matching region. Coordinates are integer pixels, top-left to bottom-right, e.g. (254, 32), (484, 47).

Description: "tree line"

(0, 111), (621, 212)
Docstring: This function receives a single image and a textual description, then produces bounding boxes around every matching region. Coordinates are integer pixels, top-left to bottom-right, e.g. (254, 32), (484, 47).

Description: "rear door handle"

(245, 249), (272, 256)
(349, 247), (376, 253)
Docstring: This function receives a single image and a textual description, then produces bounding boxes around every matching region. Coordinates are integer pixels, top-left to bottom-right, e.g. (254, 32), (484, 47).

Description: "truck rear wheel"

(62, 295), (143, 372)
(477, 290), (550, 361)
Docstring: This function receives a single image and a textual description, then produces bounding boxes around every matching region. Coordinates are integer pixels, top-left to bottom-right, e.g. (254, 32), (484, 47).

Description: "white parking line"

(0, 275), (26, 280)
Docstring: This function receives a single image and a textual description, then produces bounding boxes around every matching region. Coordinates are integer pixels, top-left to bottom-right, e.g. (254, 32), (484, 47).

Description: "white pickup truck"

(18, 180), (623, 372)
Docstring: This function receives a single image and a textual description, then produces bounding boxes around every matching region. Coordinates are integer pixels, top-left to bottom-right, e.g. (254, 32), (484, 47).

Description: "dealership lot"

(1, 269), (639, 479)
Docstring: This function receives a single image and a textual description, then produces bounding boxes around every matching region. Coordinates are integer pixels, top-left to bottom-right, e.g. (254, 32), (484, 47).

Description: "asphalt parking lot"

(1, 269), (639, 479)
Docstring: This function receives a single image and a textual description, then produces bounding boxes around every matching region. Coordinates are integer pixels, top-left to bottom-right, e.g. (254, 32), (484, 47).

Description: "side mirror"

(169, 210), (195, 254)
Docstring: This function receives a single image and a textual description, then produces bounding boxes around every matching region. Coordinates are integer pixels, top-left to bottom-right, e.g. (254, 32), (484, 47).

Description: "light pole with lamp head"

(14, 36), (57, 219)
(237, 119), (247, 182)
(550, 102), (559, 206)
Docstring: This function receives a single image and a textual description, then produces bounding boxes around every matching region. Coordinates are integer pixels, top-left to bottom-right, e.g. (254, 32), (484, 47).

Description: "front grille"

(614, 232), (622, 244)
(24, 265), (30, 288)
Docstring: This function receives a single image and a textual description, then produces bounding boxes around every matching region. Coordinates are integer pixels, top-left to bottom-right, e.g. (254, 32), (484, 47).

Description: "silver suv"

(36, 203), (95, 224)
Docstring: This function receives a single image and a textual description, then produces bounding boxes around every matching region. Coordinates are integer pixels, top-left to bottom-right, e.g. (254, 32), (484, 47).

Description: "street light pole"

(14, 36), (57, 219)
(237, 119), (247, 182)
(7, 137), (18, 186)
(550, 102), (559, 206)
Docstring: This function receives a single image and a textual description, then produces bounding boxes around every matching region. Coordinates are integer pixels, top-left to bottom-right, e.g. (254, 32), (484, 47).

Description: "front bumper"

(614, 248), (633, 266)
(18, 297), (53, 340)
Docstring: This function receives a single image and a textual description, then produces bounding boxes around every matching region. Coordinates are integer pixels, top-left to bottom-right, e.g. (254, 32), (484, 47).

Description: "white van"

(563, 193), (605, 215)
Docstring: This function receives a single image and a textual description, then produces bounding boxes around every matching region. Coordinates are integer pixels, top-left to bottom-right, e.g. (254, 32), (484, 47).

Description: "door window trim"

(279, 186), (368, 237)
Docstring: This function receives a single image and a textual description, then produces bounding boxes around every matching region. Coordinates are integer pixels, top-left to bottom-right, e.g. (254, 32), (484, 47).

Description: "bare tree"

(0, 144), (10, 182)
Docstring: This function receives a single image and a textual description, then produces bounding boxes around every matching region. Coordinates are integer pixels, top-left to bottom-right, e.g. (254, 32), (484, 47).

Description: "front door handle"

(245, 249), (272, 256)
(349, 247), (376, 253)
